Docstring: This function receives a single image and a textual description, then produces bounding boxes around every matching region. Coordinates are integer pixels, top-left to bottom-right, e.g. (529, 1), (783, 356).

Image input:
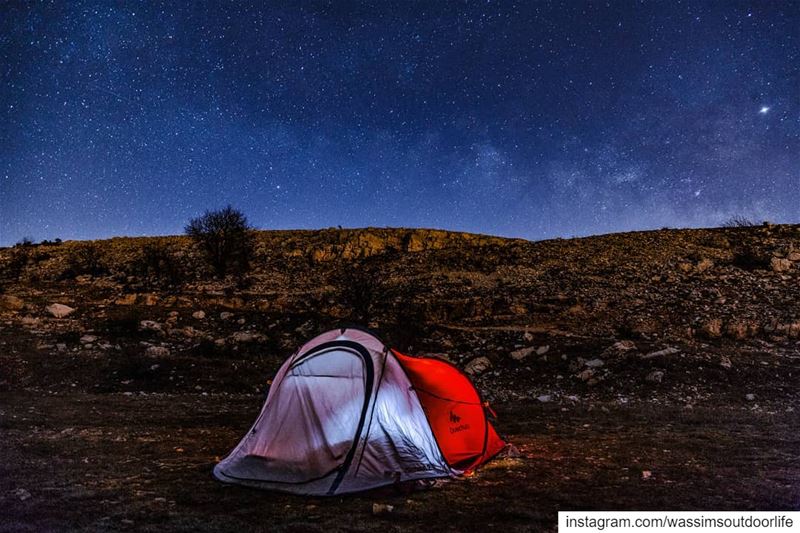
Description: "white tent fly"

(213, 327), (505, 495)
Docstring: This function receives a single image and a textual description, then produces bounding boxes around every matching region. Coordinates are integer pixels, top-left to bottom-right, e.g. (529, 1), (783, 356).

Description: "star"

(759, 106), (770, 114)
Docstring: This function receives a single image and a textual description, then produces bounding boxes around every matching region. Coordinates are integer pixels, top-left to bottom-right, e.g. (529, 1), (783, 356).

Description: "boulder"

(770, 257), (791, 272)
(0, 295), (25, 311)
(510, 346), (536, 361)
(640, 346), (680, 359)
(464, 356), (491, 376)
(139, 320), (163, 333)
(700, 319), (722, 338)
(46, 303), (75, 318)
(145, 346), (170, 357)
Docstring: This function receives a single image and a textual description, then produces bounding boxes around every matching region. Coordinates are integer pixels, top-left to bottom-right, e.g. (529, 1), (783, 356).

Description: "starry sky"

(1, 1), (799, 246)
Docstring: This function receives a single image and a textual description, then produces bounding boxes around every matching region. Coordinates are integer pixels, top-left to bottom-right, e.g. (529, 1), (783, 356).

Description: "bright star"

(759, 106), (770, 114)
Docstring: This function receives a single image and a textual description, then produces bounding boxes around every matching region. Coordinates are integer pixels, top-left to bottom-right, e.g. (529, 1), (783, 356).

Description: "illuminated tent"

(213, 327), (506, 495)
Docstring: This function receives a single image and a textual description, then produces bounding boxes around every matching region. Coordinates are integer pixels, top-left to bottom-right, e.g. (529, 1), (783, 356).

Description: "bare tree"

(185, 206), (254, 277)
(722, 215), (756, 228)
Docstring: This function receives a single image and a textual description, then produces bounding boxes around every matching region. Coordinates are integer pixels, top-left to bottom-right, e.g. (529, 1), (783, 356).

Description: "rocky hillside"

(1, 224), (799, 406)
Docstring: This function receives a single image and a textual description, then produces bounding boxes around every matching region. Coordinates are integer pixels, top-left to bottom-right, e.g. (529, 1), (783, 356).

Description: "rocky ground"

(1, 224), (799, 531)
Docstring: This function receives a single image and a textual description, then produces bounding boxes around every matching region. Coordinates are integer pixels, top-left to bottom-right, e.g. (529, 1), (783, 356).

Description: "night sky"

(2, 1), (798, 246)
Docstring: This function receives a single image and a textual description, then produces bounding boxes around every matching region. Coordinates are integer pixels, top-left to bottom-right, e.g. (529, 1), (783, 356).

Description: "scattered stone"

(139, 320), (163, 333)
(770, 257), (791, 272)
(536, 345), (550, 355)
(464, 356), (492, 376)
(14, 488), (31, 501)
(145, 346), (170, 357)
(613, 340), (636, 351)
(372, 503), (394, 516)
(745, 393), (756, 402)
(220, 312), (234, 320)
(46, 303), (75, 318)
(695, 258), (714, 273)
(640, 346), (680, 359)
(80, 335), (98, 344)
(787, 251), (800, 262)
(576, 368), (594, 381)
(56, 343), (67, 352)
(585, 358), (604, 368)
(719, 356), (732, 369)
(510, 346), (536, 361)
(0, 295), (25, 311)
(536, 394), (552, 403)
(115, 294), (137, 305)
(231, 331), (258, 343)
(21, 316), (39, 326)
(645, 370), (665, 383)
(192, 310), (206, 320)
(641, 470), (652, 481)
(523, 331), (534, 342)
(700, 319), (722, 338)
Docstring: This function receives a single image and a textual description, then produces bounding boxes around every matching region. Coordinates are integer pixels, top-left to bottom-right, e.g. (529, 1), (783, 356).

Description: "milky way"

(1, 1), (798, 245)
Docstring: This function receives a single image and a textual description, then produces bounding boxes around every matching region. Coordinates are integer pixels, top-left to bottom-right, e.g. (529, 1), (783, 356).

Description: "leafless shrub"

(185, 205), (254, 277)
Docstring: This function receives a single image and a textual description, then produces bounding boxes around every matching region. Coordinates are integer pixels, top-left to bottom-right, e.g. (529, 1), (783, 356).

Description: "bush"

(723, 216), (757, 228)
(185, 205), (254, 277)
(129, 242), (184, 287)
(0, 247), (32, 282)
(61, 243), (108, 278)
(333, 264), (381, 324)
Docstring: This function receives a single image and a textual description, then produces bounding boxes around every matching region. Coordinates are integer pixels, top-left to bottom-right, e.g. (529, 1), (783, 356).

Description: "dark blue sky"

(2, 1), (798, 245)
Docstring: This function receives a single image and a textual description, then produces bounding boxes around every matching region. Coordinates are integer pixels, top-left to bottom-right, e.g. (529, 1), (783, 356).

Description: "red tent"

(214, 327), (506, 495)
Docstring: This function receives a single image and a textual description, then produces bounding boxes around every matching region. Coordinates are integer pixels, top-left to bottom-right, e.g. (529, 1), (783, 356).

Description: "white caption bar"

(558, 512), (799, 532)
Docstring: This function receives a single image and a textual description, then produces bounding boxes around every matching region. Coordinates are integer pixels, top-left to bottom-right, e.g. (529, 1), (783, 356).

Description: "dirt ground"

(2, 391), (798, 532)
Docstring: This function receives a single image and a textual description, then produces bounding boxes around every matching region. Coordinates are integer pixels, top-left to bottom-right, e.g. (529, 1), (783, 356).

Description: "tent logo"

(449, 410), (469, 434)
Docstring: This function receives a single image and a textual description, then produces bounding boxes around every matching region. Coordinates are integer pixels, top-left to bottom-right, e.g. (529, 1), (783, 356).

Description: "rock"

(231, 331), (258, 343)
(79, 335), (98, 344)
(46, 303), (75, 318)
(645, 370), (665, 383)
(725, 320), (759, 340)
(0, 295), (25, 311)
(536, 345), (550, 355)
(192, 310), (206, 320)
(56, 343), (67, 352)
(641, 470), (652, 481)
(787, 251), (800, 262)
(464, 356), (492, 375)
(372, 503), (394, 515)
(523, 331), (534, 342)
(14, 488), (31, 501)
(585, 358), (604, 368)
(695, 258), (714, 273)
(576, 368), (594, 381)
(770, 257), (791, 272)
(700, 319), (722, 338)
(220, 312), (234, 320)
(536, 394), (552, 403)
(139, 320), (163, 333)
(145, 346), (170, 357)
(510, 346), (536, 361)
(20, 316), (39, 326)
(613, 340), (637, 351)
(640, 346), (679, 359)
(745, 393), (756, 401)
(115, 294), (137, 305)
(719, 356), (732, 369)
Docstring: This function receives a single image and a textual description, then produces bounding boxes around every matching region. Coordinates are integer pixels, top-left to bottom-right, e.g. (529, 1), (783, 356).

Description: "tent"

(213, 327), (506, 495)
